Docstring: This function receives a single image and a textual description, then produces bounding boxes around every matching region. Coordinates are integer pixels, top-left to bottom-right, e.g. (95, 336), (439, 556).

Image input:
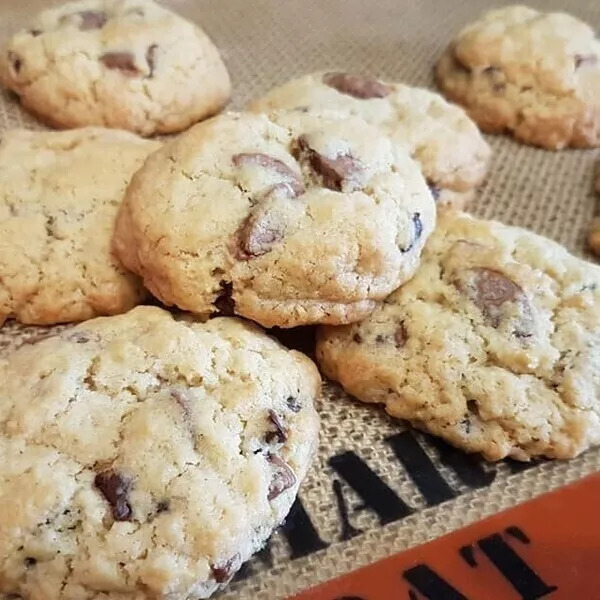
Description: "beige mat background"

(1, 0), (600, 598)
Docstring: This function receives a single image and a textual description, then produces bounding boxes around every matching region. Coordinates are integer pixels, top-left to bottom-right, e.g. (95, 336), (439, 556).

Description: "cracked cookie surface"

(0, 127), (159, 326)
(435, 5), (600, 149)
(0, 0), (231, 135)
(317, 211), (600, 461)
(0, 306), (320, 599)
(113, 111), (436, 328)
(250, 72), (491, 209)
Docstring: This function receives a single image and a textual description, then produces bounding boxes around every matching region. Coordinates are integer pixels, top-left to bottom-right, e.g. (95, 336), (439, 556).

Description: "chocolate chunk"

(8, 52), (22, 74)
(77, 10), (107, 30)
(232, 153), (304, 197)
(323, 72), (392, 99)
(467, 399), (479, 415)
(267, 454), (296, 500)
(455, 267), (533, 336)
(213, 281), (235, 316)
(156, 500), (169, 514)
(24, 557), (37, 567)
(100, 52), (139, 76)
(94, 469), (133, 521)
(394, 323), (407, 348)
(266, 410), (288, 444)
(235, 210), (284, 259)
(293, 136), (363, 192)
(286, 396), (302, 412)
(211, 553), (241, 583)
(146, 44), (158, 77)
(575, 54), (598, 69)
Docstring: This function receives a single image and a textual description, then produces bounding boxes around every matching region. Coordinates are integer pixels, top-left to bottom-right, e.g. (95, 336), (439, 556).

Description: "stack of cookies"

(0, 1), (599, 598)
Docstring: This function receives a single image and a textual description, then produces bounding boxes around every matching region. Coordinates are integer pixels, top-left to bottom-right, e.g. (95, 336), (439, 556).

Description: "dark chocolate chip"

(286, 396), (302, 412)
(375, 334), (385, 344)
(156, 500), (170, 514)
(293, 135), (363, 192)
(100, 52), (139, 76)
(267, 454), (296, 500)
(353, 332), (363, 343)
(232, 153), (304, 197)
(466, 399), (479, 415)
(322, 72), (392, 99)
(77, 10), (107, 30)
(146, 44), (158, 77)
(8, 52), (22, 74)
(574, 54), (598, 69)
(266, 409), (288, 444)
(394, 323), (407, 348)
(235, 207), (284, 259)
(213, 281), (235, 316)
(94, 469), (133, 521)
(24, 557), (37, 567)
(211, 553), (241, 583)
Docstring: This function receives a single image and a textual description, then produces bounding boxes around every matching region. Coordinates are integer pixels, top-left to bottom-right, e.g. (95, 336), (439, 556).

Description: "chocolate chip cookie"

(0, 306), (320, 599)
(317, 211), (600, 461)
(0, 127), (159, 326)
(0, 0), (231, 135)
(436, 5), (600, 149)
(250, 72), (491, 209)
(113, 111), (436, 328)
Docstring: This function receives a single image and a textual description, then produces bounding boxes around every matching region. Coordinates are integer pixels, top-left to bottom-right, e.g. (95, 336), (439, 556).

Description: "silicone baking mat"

(1, 0), (600, 598)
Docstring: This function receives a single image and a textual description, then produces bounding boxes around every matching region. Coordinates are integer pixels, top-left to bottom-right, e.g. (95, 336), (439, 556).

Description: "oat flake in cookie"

(0, 306), (320, 599)
(435, 5), (600, 149)
(317, 211), (600, 461)
(113, 111), (436, 328)
(0, 128), (159, 327)
(0, 0), (231, 136)
(250, 72), (491, 209)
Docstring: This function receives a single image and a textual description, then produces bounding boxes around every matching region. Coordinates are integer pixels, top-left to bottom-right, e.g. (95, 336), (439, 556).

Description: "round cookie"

(317, 210), (600, 461)
(0, 306), (320, 599)
(0, 127), (159, 326)
(250, 72), (491, 209)
(0, 0), (231, 136)
(435, 5), (600, 150)
(113, 111), (436, 328)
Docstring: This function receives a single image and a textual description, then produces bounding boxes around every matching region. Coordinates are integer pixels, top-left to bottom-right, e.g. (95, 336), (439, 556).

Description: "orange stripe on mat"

(292, 473), (600, 599)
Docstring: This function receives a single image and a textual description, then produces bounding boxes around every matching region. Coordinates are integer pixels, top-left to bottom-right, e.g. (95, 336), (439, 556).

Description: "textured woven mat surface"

(1, 0), (600, 598)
